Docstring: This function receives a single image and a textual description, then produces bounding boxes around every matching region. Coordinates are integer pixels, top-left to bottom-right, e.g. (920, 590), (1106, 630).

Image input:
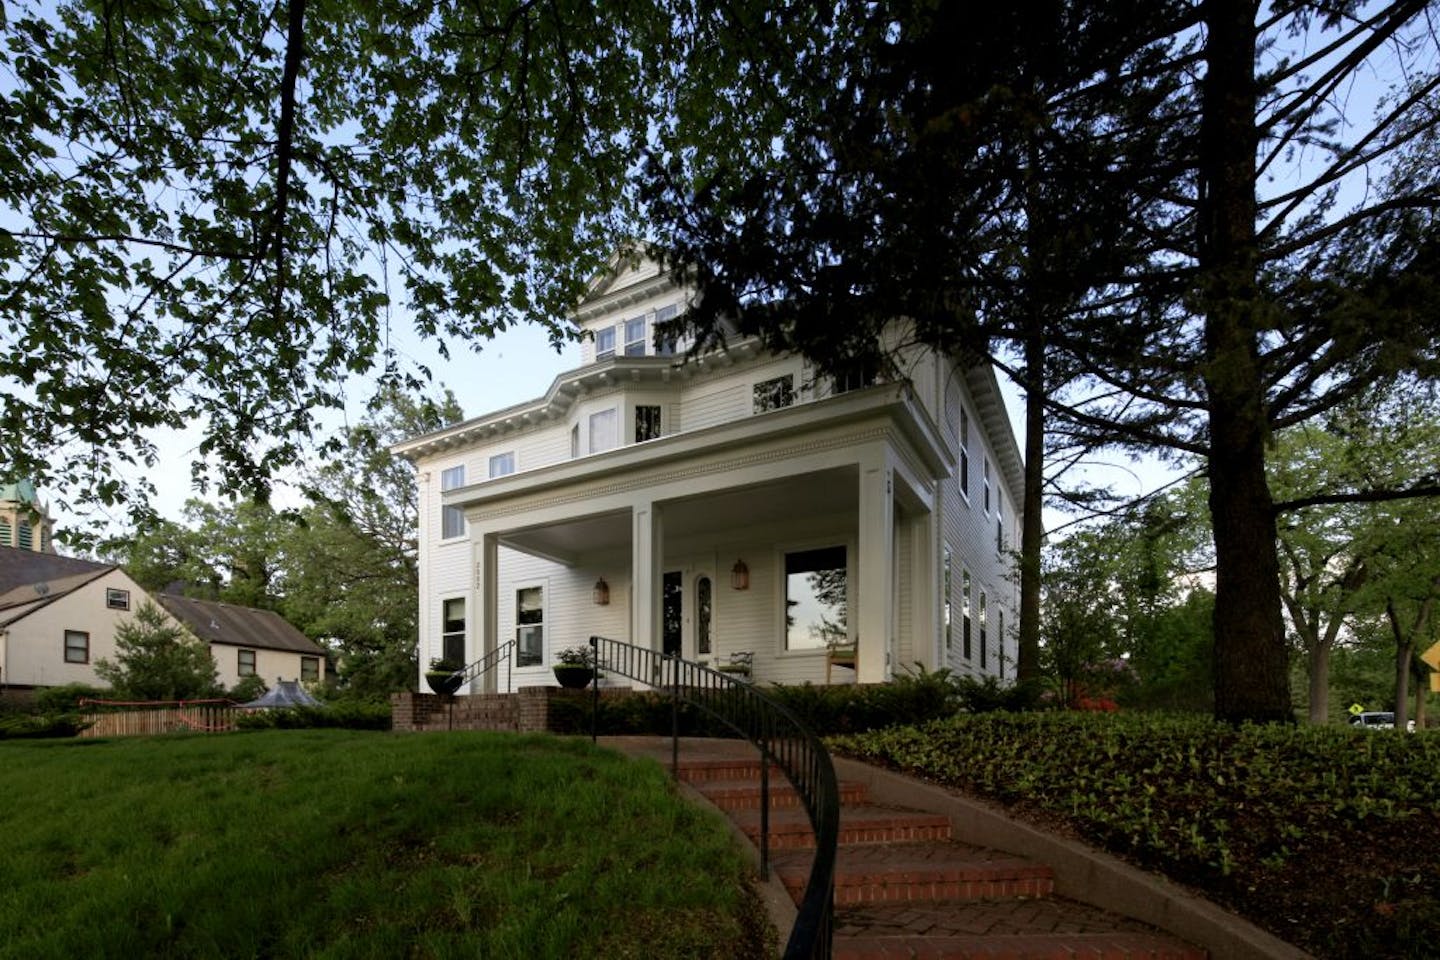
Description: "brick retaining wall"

(391, 686), (621, 734)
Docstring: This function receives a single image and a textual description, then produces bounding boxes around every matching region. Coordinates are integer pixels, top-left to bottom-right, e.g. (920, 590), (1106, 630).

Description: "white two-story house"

(395, 256), (1023, 692)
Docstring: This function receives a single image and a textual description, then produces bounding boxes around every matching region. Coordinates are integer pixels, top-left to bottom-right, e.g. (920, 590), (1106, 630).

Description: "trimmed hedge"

(830, 712), (1440, 959)
(234, 701), (392, 731)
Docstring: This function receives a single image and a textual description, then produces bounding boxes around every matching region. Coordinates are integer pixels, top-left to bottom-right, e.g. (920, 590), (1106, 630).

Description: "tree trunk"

(1197, 0), (1293, 723)
(1307, 641), (1330, 725)
(1017, 320), (1045, 683)
(1416, 673), (1428, 729)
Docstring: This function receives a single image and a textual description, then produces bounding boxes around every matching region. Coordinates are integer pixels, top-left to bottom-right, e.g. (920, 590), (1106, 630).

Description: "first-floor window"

(516, 586), (544, 666)
(442, 598), (466, 664)
(64, 630), (89, 664)
(301, 656), (320, 682)
(998, 609), (1005, 680)
(238, 648), (257, 677)
(943, 547), (953, 650)
(784, 545), (847, 650)
(589, 408), (618, 454)
(979, 591), (988, 670)
(697, 576), (713, 656)
(962, 570), (972, 659)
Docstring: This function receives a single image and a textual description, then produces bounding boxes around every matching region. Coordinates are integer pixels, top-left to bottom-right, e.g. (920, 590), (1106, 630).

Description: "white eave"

(442, 381), (951, 512)
(965, 364), (1025, 504)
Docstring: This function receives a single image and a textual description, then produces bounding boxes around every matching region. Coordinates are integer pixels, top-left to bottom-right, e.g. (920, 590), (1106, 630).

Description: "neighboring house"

(0, 543), (325, 697)
(155, 594), (327, 689)
(0, 548), (150, 693)
(395, 255), (1023, 692)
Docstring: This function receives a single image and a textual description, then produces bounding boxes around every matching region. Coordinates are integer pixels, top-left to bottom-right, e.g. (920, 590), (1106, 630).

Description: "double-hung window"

(982, 458), (992, 513)
(238, 649), (257, 677)
(979, 591), (988, 670)
(516, 587), (544, 666)
(623, 317), (646, 356)
(106, 588), (130, 610)
(959, 410), (971, 500)
(442, 598), (466, 664)
(301, 657), (320, 682)
(489, 452), (515, 478)
(635, 405), (662, 442)
(943, 547), (953, 650)
(595, 326), (616, 360)
(962, 570), (972, 659)
(654, 304), (679, 356)
(64, 630), (89, 664)
(589, 408), (618, 454)
(753, 374), (795, 413)
(441, 465), (466, 539)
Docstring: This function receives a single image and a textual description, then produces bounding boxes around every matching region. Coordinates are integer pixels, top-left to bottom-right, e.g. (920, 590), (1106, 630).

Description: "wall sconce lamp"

(730, 559), (750, 591)
(592, 577), (610, 606)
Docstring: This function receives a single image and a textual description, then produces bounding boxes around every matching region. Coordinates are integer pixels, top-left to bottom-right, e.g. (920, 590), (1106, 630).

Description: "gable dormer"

(575, 253), (689, 364)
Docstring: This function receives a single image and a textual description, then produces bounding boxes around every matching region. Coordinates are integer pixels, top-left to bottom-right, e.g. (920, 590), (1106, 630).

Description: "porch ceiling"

(497, 466), (860, 564)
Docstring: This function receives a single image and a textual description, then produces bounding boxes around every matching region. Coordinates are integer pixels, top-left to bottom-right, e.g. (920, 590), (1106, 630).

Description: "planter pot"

(425, 671), (463, 696)
(552, 665), (596, 689)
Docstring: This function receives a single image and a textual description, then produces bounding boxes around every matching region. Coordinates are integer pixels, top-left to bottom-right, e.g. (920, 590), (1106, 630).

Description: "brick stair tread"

(733, 804), (951, 833)
(674, 758), (782, 783)
(833, 931), (1207, 959)
(833, 900), (1205, 959)
(776, 841), (1054, 884)
(691, 776), (869, 805)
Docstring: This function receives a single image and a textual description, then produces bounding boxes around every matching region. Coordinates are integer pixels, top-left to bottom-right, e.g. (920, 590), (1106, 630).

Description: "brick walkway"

(603, 736), (1208, 960)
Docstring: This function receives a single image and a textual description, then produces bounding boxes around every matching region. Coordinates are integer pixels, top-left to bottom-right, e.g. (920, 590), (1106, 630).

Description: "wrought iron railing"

(588, 636), (838, 959)
(455, 639), (516, 693)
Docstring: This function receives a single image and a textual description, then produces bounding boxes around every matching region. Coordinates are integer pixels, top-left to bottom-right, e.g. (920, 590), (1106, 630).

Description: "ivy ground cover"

(830, 712), (1440, 959)
(0, 730), (769, 959)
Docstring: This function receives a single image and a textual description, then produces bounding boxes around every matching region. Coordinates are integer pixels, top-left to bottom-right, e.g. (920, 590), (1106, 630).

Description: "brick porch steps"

(671, 756), (1208, 959)
(691, 776), (870, 812)
(832, 931), (1208, 960)
(733, 805), (954, 849)
(770, 842), (1056, 906)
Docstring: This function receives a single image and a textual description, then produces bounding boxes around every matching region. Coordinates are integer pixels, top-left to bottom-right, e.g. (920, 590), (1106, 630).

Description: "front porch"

(443, 386), (951, 693)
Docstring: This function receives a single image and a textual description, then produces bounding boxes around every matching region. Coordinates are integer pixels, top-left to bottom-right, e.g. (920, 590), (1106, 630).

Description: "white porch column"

(474, 531), (500, 694)
(857, 461), (895, 683)
(631, 501), (663, 650)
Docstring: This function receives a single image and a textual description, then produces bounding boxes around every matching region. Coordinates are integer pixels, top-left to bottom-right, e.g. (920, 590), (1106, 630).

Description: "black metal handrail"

(588, 636), (838, 959)
(452, 639), (516, 693)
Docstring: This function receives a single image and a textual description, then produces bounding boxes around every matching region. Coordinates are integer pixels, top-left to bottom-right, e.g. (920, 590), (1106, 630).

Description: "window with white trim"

(516, 586), (544, 666)
(442, 597), (466, 664)
(753, 374), (795, 413)
(589, 408), (618, 454)
(982, 457), (992, 513)
(962, 569), (972, 659)
(784, 545), (847, 650)
(489, 452), (515, 478)
(623, 316), (646, 356)
(635, 405), (662, 442)
(943, 547), (953, 650)
(959, 409), (971, 501)
(441, 465), (466, 539)
(595, 326), (616, 360)
(654, 304), (679, 356)
(979, 591), (988, 670)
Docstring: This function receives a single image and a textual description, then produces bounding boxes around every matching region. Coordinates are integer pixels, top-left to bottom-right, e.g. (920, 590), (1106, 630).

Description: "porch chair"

(716, 650), (754, 681)
(825, 639), (858, 684)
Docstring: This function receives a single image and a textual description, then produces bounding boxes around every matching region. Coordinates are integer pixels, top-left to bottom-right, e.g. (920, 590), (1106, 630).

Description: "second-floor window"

(301, 656), (320, 682)
(441, 465), (465, 539)
(754, 374), (795, 413)
(595, 326), (616, 360)
(635, 405), (662, 442)
(624, 317), (646, 356)
(654, 304), (679, 355)
(983, 457), (992, 513)
(489, 452), (515, 478)
(589, 408), (618, 454)
(238, 648), (257, 677)
(959, 409), (971, 500)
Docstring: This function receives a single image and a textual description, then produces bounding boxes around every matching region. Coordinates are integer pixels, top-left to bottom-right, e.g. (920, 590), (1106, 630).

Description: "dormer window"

(624, 317), (646, 356)
(595, 326), (616, 360)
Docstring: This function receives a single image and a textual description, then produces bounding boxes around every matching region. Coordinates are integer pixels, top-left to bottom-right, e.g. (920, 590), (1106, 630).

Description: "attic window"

(595, 326), (616, 361)
(106, 588), (130, 611)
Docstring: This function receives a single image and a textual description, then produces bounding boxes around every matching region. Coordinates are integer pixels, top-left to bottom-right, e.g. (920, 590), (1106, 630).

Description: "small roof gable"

(155, 594), (324, 657)
(0, 546), (112, 597)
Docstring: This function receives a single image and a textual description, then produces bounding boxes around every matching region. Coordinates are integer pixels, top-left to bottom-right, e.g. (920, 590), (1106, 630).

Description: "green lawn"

(0, 730), (770, 959)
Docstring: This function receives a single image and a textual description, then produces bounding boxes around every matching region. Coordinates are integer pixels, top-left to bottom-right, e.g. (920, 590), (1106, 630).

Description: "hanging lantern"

(593, 577), (610, 605)
(730, 559), (749, 591)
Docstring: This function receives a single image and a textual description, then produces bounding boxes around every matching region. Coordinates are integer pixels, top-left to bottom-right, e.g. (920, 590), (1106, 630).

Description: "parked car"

(1349, 711), (1395, 729)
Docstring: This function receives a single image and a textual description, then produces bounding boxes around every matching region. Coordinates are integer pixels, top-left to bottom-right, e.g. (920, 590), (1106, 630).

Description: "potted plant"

(424, 657), (464, 696)
(552, 646), (598, 689)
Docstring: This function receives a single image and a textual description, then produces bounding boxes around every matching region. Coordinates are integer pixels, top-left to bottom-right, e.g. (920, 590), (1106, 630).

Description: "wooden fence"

(79, 705), (242, 738)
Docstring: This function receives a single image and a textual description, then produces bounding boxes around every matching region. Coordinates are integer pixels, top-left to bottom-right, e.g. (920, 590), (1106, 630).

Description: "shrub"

(235, 701), (391, 731)
(0, 713), (92, 739)
(952, 675), (1047, 713)
(33, 683), (111, 714)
